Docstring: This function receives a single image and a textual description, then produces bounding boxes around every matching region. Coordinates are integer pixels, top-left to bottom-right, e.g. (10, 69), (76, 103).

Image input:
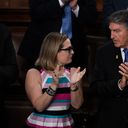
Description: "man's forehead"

(109, 22), (126, 30)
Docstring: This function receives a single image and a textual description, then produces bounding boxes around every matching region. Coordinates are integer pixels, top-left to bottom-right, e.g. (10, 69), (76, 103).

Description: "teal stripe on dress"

(60, 77), (70, 83)
(33, 112), (70, 118)
(46, 77), (69, 84)
(52, 99), (71, 103)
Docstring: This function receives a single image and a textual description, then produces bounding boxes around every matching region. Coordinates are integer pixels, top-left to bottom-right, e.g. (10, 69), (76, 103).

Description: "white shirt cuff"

(72, 5), (79, 17)
(58, 0), (65, 7)
(118, 79), (123, 91)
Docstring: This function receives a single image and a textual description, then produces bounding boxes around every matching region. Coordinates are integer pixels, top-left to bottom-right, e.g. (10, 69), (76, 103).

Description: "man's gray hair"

(108, 9), (128, 28)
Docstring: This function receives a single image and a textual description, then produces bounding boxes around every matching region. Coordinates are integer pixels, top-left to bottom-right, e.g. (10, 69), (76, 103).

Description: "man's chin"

(66, 59), (72, 65)
(114, 43), (120, 48)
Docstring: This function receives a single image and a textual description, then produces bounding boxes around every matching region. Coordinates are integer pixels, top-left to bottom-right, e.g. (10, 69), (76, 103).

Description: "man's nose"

(110, 31), (114, 39)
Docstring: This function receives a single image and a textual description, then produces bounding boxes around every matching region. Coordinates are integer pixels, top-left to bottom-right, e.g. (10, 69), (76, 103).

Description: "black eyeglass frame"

(59, 46), (73, 53)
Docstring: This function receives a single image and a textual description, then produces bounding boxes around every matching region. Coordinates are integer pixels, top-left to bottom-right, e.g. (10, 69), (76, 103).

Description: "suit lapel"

(113, 47), (122, 79)
(114, 47), (122, 65)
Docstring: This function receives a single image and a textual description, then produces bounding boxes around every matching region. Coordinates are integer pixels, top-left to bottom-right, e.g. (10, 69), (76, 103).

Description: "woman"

(25, 32), (86, 128)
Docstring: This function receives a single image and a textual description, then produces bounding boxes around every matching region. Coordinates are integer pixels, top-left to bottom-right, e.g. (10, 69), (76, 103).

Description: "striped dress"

(26, 69), (74, 128)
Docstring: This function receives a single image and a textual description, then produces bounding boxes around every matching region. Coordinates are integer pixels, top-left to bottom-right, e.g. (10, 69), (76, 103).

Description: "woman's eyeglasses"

(59, 46), (73, 53)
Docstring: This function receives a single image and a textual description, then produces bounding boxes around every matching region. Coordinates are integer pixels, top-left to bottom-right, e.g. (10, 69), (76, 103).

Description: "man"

(0, 23), (18, 126)
(89, 10), (128, 128)
(17, 0), (97, 70)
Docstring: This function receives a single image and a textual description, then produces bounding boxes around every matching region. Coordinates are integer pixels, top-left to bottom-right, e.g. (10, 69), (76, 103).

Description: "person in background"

(102, 0), (128, 37)
(0, 23), (18, 127)
(24, 32), (86, 128)
(17, 0), (97, 73)
(88, 10), (128, 128)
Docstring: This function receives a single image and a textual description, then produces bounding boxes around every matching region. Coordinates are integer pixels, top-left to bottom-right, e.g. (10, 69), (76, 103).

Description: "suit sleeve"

(29, 0), (63, 21)
(77, 0), (97, 25)
(0, 25), (18, 84)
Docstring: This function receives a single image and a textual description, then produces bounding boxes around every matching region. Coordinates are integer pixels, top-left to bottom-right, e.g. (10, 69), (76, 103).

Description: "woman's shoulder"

(26, 68), (41, 77)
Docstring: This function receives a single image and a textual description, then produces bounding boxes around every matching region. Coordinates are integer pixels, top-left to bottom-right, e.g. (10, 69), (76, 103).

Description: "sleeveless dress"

(26, 69), (74, 128)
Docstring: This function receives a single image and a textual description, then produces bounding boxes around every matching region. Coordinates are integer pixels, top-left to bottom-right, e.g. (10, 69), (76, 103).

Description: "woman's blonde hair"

(35, 32), (68, 71)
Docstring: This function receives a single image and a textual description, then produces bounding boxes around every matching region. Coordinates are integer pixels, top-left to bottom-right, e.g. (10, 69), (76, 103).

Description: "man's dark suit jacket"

(18, 0), (97, 68)
(0, 24), (18, 88)
(0, 23), (18, 126)
(103, 0), (128, 20)
(103, 0), (128, 36)
(89, 41), (128, 128)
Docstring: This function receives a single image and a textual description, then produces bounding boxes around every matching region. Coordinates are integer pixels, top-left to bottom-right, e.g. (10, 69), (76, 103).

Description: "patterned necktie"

(123, 48), (128, 62)
(61, 5), (72, 39)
